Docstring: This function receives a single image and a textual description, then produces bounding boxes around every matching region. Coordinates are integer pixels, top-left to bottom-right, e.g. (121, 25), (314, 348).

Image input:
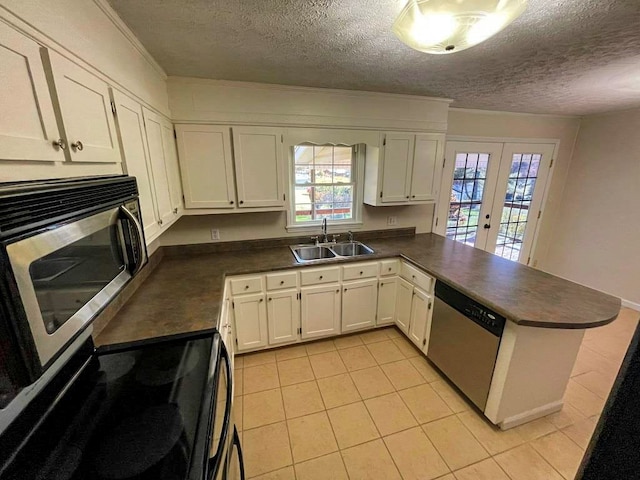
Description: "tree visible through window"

(293, 145), (355, 223)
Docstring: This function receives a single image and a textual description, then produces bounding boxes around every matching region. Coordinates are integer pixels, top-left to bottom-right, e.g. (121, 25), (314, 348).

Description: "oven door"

(6, 204), (146, 370)
(208, 339), (233, 480)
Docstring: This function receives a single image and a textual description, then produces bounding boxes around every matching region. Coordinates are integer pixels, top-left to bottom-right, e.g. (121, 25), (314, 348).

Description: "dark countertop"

(94, 233), (621, 347)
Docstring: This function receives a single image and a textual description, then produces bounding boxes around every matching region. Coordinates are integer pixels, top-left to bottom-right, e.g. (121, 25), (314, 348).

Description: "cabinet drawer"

(300, 266), (340, 286)
(266, 271), (298, 291)
(400, 262), (433, 292)
(342, 262), (379, 281)
(380, 259), (400, 276)
(230, 276), (264, 295)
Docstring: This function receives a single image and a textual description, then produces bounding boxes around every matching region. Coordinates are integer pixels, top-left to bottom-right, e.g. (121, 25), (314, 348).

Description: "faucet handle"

(331, 234), (341, 243)
(310, 235), (319, 245)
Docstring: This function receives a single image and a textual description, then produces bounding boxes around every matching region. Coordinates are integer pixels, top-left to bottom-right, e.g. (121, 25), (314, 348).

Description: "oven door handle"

(208, 341), (233, 480)
(119, 205), (147, 276)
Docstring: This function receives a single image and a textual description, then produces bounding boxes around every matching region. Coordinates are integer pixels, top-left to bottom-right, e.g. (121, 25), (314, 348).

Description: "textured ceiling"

(108, 0), (640, 115)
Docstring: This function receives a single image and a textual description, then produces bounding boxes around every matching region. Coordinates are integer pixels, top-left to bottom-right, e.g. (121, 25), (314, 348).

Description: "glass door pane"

(436, 142), (504, 249)
(486, 143), (555, 264)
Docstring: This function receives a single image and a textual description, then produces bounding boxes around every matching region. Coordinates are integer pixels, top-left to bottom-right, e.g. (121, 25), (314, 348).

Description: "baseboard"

(497, 400), (564, 430)
(621, 299), (640, 312)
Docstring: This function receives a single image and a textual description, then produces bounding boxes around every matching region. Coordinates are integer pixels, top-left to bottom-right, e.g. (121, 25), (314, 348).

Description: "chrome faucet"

(348, 230), (354, 243)
(321, 218), (329, 243)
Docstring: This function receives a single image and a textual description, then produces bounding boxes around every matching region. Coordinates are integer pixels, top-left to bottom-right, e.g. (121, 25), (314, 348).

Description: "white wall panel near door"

(0, 22), (63, 162)
(42, 50), (120, 163)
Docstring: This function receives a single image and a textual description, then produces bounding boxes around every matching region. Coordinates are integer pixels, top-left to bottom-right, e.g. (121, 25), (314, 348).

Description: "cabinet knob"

(244, 285), (249, 289)
(71, 140), (84, 151)
(319, 275), (323, 280)
(268, 297), (272, 302)
(259, 298), (264, 302)
(158, 219), (163, 225)
(52, 138), (67, 150)
(412, 195), (416, 198)
(336, 289), (339, 293)
(280, 280), (285, 285)
(344, 288), (347, 292)
(360, 271), (363, 275)
(239, 200), (244, 204)
(406, 195), (410, 199)
(388, 267), (392, 271)
(230, 200), (234, 205)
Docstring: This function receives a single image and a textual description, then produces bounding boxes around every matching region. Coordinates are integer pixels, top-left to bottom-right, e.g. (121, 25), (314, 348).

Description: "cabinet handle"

(52, 138), (67, 150)
(244, 285), (249, 289)
(71, 140), (84, 151)
(344, 288), (347, 292)
(360, 271), (363, 275)
(268, 298), (272, 301)
(319, 275), (323, 280)
(280, 280), (285, 285)
(406, 195), (410, 199)
(380, 283), (384, 287)
(239, 200), (244, 204)
(259, 298), (264, 302)
(412, 195), (416, 198)
(336, 289), (339, 293)
(388, 267), (392, 271)
(230, 200), (234, 204)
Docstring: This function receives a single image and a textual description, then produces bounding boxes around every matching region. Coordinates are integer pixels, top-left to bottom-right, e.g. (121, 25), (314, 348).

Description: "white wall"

(544, 108), (640, 306)
(446, 108), (582, 267)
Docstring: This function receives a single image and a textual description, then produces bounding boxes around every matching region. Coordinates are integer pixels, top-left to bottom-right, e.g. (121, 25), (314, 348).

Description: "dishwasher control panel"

(435, 281), (506, 336)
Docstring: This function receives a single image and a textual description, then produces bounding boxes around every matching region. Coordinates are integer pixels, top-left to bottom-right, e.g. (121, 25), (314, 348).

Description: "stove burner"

(99, 353), (136, 383)
(93, 404), (186, 479)
(134, 345), (201, 387)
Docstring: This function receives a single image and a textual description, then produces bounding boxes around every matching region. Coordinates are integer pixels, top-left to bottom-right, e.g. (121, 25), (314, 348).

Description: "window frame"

(286, 142), (365, 232)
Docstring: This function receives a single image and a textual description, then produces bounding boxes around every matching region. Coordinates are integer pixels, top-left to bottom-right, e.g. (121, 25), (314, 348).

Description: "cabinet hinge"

(549, 158), (554, 168)
(380, 191), (383, 199)
(298, 327), (302, 334)
(232, 301), (235, 309)
(537, 210), (542, 219)
(110, 100), (116, 115)
(283, 193), (286, 201)
(422, 338), (427, 346)
(174, 129), (177, 140)
(435, 217), (439, 227)
(527, 256), (531, 265)
(383, 137), (386, 146)
(235, 338), (238, 345)
(281, 134), (284, 143)
(442, 157), (446, 168)
(428, 301), (432, 309)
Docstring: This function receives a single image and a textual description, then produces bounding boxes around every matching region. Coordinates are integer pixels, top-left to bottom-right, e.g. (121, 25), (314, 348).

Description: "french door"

(435, 141), (555, 265)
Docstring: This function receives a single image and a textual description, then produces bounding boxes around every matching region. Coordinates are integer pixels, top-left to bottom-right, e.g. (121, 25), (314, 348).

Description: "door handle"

(120, 205), (147, 275)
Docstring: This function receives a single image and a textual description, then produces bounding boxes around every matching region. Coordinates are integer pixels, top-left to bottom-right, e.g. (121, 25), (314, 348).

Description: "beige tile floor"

(235, 307), (639, 480)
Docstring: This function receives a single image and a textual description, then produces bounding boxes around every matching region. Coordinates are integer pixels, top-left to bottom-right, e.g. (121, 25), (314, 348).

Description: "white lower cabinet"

(377, 277), (398, 325)
(233, 293), (268, 352)
(342, 279), (378, 333)
(301, 284), (341, 340)
(267, 289), (300, 345)
(396, 277), (413, 334)
(408, 287), (433, 350)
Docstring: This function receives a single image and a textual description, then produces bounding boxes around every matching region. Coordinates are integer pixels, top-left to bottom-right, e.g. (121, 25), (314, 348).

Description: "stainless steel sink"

(291, 245), (336, 262)
(330, 242), (374, 257)
(290, 241), (374, 263)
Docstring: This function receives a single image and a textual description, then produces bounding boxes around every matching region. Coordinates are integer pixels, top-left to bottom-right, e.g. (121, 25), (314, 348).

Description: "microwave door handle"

(119, 205), (147, 276)
(208, 342), (233, 480)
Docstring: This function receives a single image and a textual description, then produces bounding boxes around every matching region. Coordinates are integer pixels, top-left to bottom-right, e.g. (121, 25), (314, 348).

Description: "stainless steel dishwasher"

(428, 280), (506, 411)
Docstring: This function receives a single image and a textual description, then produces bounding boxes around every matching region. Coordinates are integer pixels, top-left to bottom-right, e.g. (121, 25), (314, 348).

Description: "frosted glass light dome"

(393, 0), (528, 54)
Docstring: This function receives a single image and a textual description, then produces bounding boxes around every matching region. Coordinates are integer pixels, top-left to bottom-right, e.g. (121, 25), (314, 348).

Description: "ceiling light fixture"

(393, 0), (528, 54)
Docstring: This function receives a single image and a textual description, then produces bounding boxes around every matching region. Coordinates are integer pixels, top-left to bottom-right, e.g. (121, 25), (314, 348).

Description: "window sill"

(285, 221), (364, 234)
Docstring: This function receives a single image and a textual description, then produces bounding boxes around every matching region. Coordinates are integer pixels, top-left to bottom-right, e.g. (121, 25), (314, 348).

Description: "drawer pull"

(319, 275), (323, 280)
(360, 271), (363, 275)
(245, 285), (249, 289)
(388, 267), (392, 271)
(344, 288), (347, 292)
(280, 280), (285, 285)
(336, 289), (339, 293)
(268, 297), (272, 301)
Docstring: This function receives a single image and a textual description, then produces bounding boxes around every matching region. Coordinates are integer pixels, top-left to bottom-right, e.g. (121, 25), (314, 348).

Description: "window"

(292, 145), (356, 225)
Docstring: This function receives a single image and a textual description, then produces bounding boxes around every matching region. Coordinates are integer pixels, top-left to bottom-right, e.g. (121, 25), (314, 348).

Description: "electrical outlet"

(211, 229), (220, 241)
(387, 216), (397, 226)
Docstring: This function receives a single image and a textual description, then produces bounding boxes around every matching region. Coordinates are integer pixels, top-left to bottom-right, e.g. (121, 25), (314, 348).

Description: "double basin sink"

(290, 241), (375, 263)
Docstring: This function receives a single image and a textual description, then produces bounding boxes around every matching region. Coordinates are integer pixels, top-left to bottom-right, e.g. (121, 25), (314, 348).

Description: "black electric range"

(0, 331), (229, 480)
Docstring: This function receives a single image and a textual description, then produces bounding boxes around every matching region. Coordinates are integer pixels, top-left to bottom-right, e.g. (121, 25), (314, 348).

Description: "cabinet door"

(301, 284), (341, 340)
(408, 287), (432, 349)
(232, 126), (284, 208)
(267, 289), (300, 345)
(342, 279), (378, 333)
(110, 89), (160, 243)
(233, 293), (268, 352)
(160, 118), (183, 216)
(42, 50), (120, 163)
(0, 25), (63, 162)
(410, 134), (442, 201)
(395, 277), (413, 334)
(377, 277), (398, 326)
(142, 107), (174, 227)
(381, 133), (413, 203)
(176, 125), (236, 209)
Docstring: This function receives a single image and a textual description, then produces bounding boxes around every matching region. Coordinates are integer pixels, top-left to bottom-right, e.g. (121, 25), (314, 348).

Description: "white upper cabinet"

(233, 126), (284, 208)
(143, 107), (176, 227)
(176, 124), (285, 213)
(176, 125), (235, 209)
(364, 132), (444, 206)
(110, 89), (160, 242)
(42, 50), (120, 164)
(0, 23), (63, 162)
(160, 118), (183, 216)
